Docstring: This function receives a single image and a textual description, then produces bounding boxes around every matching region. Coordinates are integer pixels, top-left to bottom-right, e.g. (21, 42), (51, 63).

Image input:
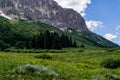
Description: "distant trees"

(30, 30), (77, 49)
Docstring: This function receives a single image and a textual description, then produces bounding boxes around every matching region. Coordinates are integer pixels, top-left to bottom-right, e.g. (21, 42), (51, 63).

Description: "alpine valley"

(0, 0), (119, 49)
(0, 0), (120, 80)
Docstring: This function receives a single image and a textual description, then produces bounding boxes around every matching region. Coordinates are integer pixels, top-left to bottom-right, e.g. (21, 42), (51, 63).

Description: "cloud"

(54, 0), (91, 16)
(104, 33), (117, 41)
(86, 20), (103, 31)
(116, 26), (120, 30)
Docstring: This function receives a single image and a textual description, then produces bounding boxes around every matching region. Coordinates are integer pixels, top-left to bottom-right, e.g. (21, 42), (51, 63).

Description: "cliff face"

(0, 0), (88, 31)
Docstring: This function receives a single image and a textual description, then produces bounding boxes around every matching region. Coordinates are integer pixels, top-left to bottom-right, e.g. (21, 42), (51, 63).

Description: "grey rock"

(0, 0), (88, 31)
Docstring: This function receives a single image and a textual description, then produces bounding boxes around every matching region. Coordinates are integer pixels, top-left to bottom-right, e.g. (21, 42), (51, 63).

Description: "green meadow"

(0, 48), (120, 80)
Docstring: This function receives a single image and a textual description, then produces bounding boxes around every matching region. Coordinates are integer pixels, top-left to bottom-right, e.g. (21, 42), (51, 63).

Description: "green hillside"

(0, 16), (119, 50)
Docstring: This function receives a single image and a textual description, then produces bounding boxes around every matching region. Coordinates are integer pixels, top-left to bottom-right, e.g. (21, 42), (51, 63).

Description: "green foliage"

(0, 39), (9, 50)
(0, 16), (119, 51)
(34, 54), (52, 60)
(30, 31), (77, 49)
(80, 44), (86, 48)
(105, 74), (120, 80)
(100, 58), (120, 69)
(0, 48), (120, 79)
(44, 30), (51, 49)
(12, 64), (58, 80)
(15, 41), (26, 49)
(51, 32), (62, 49)
(4, 48), (66, 53)
(106, 48), (117, 52)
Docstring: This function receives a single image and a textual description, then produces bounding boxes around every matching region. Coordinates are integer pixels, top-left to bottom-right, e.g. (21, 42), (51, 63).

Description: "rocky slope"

(0, 0), (88, 31)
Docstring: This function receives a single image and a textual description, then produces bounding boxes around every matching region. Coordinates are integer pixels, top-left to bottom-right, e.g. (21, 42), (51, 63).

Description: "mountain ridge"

(0, 0), (119, 48)
(0, 16), (119, 49)
(0, 0), (88, 31)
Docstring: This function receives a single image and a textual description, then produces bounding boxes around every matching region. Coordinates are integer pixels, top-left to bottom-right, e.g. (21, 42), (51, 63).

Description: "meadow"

(0, 48), (120, 80)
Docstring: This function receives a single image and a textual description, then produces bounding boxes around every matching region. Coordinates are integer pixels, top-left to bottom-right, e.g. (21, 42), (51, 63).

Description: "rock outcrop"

(0, 0), (88, 31)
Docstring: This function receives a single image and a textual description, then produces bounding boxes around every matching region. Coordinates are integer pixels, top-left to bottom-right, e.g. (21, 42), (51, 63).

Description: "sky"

(54, 0), (120, 45)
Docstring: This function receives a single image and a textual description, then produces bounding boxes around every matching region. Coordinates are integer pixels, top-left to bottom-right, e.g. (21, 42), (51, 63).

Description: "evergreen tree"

(73, 41), (77, 47)
(31, 35), (38, 48)
(80, 44), (85, 48)
(60, 34), (66, 47)
(44, 30), (51, 49)
(52, 32), (62, 49)
(39, 32), (44, 49)
(30, 30), (77, 49)
(65, 36), (69, 47)
(69, 37), (73, 47)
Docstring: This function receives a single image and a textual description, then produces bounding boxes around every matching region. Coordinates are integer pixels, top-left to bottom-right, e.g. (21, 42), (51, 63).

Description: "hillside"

(0, 16), (119, 50)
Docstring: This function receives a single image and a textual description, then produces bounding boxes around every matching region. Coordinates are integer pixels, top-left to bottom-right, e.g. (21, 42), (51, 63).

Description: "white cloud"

(54, 0), (91, 16)
(86, 20), (103, 31)
(116, 26), (120, 30)
(104, 33), (117, 41)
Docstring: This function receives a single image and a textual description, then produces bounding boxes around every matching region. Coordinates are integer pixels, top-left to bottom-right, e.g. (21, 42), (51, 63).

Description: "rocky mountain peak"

(0, 0), (88, 31)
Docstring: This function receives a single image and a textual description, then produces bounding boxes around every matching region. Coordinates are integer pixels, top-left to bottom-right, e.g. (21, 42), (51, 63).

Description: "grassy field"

(0, 48), (120, 80)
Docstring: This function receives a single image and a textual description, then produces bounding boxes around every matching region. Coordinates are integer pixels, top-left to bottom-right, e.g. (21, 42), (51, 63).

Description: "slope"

(0, 16), (119, 50)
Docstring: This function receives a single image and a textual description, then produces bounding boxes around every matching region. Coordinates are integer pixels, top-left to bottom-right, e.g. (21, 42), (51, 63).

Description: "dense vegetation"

(0, 16), (119, 51)
(0, 48), (120, 80)
(30, 30), (77, 49)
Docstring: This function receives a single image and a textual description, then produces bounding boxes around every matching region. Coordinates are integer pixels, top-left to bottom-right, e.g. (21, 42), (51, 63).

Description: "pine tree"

(60, 34), (66, 47)
(39, 32), (44, 49)
(65, 36), (69, 47)
(52, 32), (62, 49)
(69, 37), (73, 47)
(31, 35), (38, 48)
(44, 30), (51, 49)
(73, 41), (77, 47)
(81, 44), (85, 48)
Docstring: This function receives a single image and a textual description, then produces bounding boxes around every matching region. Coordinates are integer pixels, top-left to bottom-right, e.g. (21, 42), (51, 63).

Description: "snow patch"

(60, 27), (67, 31)
(0, 10), (11, 20)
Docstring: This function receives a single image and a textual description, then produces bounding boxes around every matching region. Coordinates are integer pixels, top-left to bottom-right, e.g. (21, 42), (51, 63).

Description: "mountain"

(0, 0), (88, 31)
(0, 0), (119, 49)
(0, 16), (119, 50)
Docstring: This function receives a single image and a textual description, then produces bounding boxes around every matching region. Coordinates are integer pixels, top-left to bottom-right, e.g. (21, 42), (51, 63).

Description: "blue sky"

(85, 0), (120, 45)
(55, 0), (120, 45)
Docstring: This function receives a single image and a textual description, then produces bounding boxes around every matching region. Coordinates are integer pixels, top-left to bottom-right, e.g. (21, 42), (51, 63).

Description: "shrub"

(78, 49), (85, 52)
(105, 74), (120, 80)
(100, 58), (120, 69)
(0, 39), (9, 50)
(15, 41), (26, 49)
(80, 44), (85, 48)
(12, 64), (58, 79)
(34, 54), (52, 60)
(106, 48), (117, 52)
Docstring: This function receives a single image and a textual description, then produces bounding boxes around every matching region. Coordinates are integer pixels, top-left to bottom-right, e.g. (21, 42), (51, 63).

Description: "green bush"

(78, 49), (85, 52)
(15, 41), (26, 49)
(106, 48), (117, 52)
(100, 58), (120, 69)
(105, 74), (120, 80)
(34, 54), (52, 60)
(12, 64), (58, 79)
(0, 39), (9, 50)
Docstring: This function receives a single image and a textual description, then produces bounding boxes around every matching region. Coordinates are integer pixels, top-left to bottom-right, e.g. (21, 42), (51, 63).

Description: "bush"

(106, 48), (117, 52)
(0, 39), (9, 50)
(100, 58), (120, 69)
(15, 41), (26, 49)
(105, 74), (120, 80)
(34, 54), (52, 60)
(78, 49), (85, 52)
(12, 64), (58, 79)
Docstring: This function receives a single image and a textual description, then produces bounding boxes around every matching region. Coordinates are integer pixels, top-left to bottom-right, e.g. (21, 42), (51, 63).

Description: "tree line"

(30, 30), (77, 49)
